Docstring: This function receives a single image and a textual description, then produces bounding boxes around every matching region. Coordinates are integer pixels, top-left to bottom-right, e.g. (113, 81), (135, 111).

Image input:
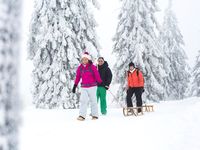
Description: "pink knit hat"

(81, 52), (91, 60)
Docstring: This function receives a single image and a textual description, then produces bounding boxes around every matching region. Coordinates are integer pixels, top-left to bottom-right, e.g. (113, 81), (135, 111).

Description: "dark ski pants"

(126, 87), (143, 108)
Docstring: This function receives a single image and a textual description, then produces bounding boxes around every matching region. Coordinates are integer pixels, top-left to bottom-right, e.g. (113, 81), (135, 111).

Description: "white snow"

(16, 1), (200, 150)
(19, 97), (200, 150)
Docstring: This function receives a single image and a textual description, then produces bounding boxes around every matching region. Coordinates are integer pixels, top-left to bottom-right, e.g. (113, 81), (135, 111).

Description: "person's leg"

(126, 88), (134, 107)
(99, 87), (107, 115)
(135, 88), (143, 112)
(88, 86), (99, 118)
(79, 88), (89, 118)
(96, 87), (100, 103)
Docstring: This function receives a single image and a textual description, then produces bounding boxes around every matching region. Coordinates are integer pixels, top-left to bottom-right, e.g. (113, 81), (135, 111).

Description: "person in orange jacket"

(126, 62), (144, 113)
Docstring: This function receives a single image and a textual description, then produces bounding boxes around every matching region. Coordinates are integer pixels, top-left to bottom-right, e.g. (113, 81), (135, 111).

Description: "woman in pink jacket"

(72, 52), (102, 121)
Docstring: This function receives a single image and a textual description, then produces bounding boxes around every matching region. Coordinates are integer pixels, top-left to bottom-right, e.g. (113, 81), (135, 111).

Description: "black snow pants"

(126, 87), (143, 108)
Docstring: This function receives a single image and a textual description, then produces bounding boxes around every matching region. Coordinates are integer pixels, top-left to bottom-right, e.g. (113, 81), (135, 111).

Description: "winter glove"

(142, 88), (145, 93)
(105, 86), (109, 90)
(72, 84), (77, 93)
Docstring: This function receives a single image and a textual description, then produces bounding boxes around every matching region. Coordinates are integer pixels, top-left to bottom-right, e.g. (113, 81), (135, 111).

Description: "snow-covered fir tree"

(113, 0), (166, 105)
(0, 0), (21, 149)
(28, 0), (100, 109)
(159, 0), (190, 100)
(190, 50), (200, 97)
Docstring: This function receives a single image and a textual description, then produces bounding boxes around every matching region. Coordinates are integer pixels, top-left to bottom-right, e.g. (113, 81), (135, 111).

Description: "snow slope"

(19, 97), (200, 150)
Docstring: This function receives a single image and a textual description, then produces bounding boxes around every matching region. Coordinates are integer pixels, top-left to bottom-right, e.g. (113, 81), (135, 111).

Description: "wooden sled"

(123, 105), (154, 116)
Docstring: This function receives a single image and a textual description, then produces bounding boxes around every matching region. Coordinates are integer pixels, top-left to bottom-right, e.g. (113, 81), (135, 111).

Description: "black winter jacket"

(97, 61), (112, 87)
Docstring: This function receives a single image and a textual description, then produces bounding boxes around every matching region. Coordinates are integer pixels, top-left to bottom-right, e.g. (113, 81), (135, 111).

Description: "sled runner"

(123, 104), (154, 116)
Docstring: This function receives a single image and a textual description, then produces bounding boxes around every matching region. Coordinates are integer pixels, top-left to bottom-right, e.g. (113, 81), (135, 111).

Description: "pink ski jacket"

(74, 63), (102, 88)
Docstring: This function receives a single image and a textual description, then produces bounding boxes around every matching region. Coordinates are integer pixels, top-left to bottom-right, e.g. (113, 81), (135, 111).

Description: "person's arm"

(92, 65), (102, 84)
(105, 68), (113, 88)
(139, 71), (144, 87)
(72, 66), (81, 93)
(74, 66), (81, 86)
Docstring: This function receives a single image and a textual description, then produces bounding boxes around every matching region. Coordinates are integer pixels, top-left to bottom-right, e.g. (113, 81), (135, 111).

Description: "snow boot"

(77, 116), (85, 121)
(137, 108), (142, 113)
(91, 116), (98, 120)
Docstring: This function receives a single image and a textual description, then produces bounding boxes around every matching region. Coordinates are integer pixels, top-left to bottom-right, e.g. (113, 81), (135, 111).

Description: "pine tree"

(113, 0), (166, 105)
(0, 0), (21, 149)
(159, 0), (190, 100)
(190, 50), (200, 97)
(28, 0), (100, 109)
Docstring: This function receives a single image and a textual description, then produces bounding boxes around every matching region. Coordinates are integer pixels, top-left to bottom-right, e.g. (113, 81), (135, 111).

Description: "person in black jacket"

(96, 57), (112, 115)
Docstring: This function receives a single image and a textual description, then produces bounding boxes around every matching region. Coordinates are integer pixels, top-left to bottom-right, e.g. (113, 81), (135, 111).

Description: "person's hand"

(105, 86), (109, 90)
(72, 84), (77, 93)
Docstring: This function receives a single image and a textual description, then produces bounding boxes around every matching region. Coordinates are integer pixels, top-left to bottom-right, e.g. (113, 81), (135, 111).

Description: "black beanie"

(129, 62), (135, 67)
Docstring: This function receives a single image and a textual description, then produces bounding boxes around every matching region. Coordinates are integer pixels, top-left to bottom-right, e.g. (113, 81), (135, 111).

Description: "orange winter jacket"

(127, 69), (144, 87)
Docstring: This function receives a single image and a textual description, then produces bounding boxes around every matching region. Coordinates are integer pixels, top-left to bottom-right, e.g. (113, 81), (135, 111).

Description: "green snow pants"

(96, 87), (107, 115)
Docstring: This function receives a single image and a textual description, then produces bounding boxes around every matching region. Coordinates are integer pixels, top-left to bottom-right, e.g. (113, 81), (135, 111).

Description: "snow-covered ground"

(19, 97), (200, 150)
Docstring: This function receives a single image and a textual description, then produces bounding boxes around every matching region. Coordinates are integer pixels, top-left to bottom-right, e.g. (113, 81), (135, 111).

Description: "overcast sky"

(20, 0), (200, 103)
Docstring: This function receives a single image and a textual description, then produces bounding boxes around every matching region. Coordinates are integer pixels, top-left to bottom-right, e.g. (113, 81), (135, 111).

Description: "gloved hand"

(105, 86), (109, 90)
(72, 84), (77, 93)
(142, 88), (145, 93)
